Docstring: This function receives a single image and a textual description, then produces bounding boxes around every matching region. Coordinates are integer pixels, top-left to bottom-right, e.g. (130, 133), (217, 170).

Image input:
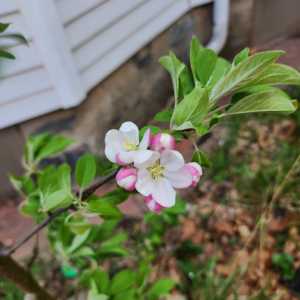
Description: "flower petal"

(152, 178), (176, 208)
(104, 129), (123, 163)
(139, 128), (151, 150)
(144, 195), (164, 213)
(135, 169), (154, 196)
(105, 146), (117, 163)
(120, 121), (139, 145)
(160, 150), (184, 172)
(134, 150), (160, 169)
(117, 150), (135, 165)
(165, 167), (192, 189)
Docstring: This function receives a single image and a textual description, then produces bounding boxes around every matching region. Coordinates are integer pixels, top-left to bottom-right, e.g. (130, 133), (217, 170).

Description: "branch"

(0, 171), (117, 257)
(0, 248), (55, 300)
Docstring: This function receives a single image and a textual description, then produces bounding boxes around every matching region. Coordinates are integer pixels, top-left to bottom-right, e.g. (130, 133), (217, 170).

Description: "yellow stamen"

(124, 141), (137, 151)
(148, 162), (164, 180)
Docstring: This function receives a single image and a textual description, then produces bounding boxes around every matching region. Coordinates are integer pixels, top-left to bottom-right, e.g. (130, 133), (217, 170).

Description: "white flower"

(135, 150), (192, 207)
(105, 121), (152, 166)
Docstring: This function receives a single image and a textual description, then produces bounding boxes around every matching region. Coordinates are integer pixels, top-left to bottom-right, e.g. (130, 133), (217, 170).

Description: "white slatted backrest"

(0, 0), (213, 129)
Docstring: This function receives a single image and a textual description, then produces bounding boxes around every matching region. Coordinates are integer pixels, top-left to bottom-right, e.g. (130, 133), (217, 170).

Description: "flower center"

(123, 140), (137, 151)
(148, 162), (165, 180)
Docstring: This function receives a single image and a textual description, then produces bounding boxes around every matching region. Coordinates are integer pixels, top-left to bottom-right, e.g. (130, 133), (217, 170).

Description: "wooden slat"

(18, 0), (86, 108)
(0, 0), (18, 15)
(81, 0), (188, 91)
(65, 0), (145, 49)
(55, 0), (106, 24)
(189, 0), (213, 7)
(0, 42), (41, 78)
(74, 0), (176, 71)
(0, 88), (60, 128)
(0, 67), (52, 105)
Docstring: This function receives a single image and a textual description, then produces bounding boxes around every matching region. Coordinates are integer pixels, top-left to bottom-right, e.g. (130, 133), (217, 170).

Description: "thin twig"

(0, 171), (117, 257)
(26, 233), (39, 269)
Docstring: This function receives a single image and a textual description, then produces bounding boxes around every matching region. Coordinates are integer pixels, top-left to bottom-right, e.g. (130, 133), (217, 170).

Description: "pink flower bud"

(185, 162), (203, 187)
(116, 167), (137, 191)
(150, 133), (176, 152)
(144, 195), (164, 213)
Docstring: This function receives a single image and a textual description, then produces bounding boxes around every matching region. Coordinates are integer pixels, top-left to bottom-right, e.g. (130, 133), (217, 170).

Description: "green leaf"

(251, 63), (300, 87)
(196, 49), (218, 85)
(80, 269), (110, 294)
(139, 126), (160, 140)
(100, 233), (127, 250)
(38, 164), (71, 193)
(233, 48), (250, 65)
(207, 58), (231, 88)
(210, 50), (284, 102)
(66, 213), (91, 235)
(179, 67), (194, 98)
(60, 164), (72, 191)
(87, 196), (123, 219)
(9, 175), (35, 195)
(113, 289), (136, 300)
(189, 37), (217, 85)
(67, 229), (91, 254)
(19, 195), (45, 222)
(35, 134), (74, 162)
(0, 49), (15, 59)
(164, 197), (186, 215)
(75, 154), (97, 189)
(159, 52), (185, 102)
(190, 36), (203, 83)
(39, 164), (73, 211)
(94, 220), (119, 241)
(272, 253), (295, 280)
(96, 156), (118, 177)
(26, 133), (73, 164)
(25, 133), (50, 164)
(192, 150), (211, 168)
(97, 246), (128, 258)
(0, 23), (10, 32)
(88, 290), (108, 300)
(41, 189), (73, 212)
(110, 270), (136, 295)
(146, 279), (175, 300)
(94, 270), (110, 294)
(223, 91), (296, 117)
(0, 33), (28, 45)
(171, 85), (208, 130)
(96, 188), (129, 205)
(136, 261), (151, 287)
(153, 109), (173, 123)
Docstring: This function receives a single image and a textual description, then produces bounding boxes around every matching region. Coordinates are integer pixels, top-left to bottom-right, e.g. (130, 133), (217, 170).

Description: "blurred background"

(2, 1), (300, 299)
(1, 0), (300, 197)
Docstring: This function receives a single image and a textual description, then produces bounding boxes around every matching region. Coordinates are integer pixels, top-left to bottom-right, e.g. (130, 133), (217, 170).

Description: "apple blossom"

(105, 121), (152, 166)
(116, 167), (137, 191)
(185, 162), (203, 187)
(144, 195), (164, 213)
(135, 150), (192, 208)
(150, 133), (176, 152)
